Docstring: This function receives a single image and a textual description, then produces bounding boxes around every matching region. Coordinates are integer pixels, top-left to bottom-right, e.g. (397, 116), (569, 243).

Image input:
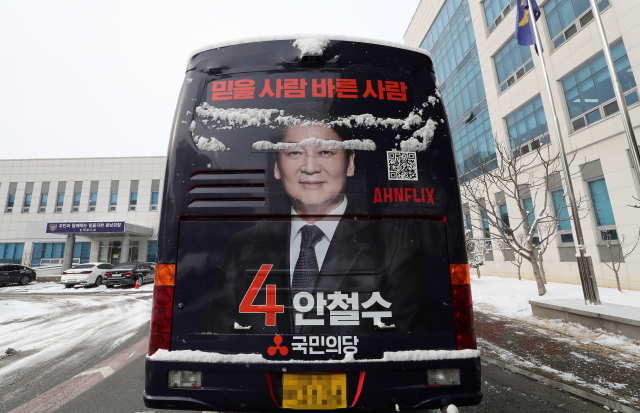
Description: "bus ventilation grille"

(187, 170), (266, 208)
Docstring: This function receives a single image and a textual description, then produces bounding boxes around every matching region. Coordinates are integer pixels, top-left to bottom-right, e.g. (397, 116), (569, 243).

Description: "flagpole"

(587, 0), (640, 186)
(524, 0), (601, 304)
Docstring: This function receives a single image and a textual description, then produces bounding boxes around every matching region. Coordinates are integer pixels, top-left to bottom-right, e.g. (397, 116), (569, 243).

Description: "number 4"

(239, 264), (284, 326)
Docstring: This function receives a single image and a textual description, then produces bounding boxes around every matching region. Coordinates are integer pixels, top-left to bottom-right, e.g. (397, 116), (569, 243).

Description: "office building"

(406, 0), (640, 290)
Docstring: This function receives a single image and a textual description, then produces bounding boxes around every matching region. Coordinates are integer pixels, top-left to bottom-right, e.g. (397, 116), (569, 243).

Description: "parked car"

(60, 262), (114, 288)
(0, 264), (37, 286)
(103, 262), (153, 288)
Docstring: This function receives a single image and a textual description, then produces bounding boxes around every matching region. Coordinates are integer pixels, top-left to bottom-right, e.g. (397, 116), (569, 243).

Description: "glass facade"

(552, 190), (571, 230)
(484, 0), (517, 32)
(31, 242), (66, 267)
(72, 242), (92, 264)
(544, 0), (610, 49)
(552, 189), (574, 243)
(420, 0), (495, 182)
(6, 194), (15, 210)
(588, 178), (616, 226)
(562, 41), (638, 131)
(522, 197), (537, 233)
(505, 95), (549, 153)
(495, 37), (534, 92)
(0, 243), (24, 264)
(147, 240), (158, 263)
(465, 213), (474, 237)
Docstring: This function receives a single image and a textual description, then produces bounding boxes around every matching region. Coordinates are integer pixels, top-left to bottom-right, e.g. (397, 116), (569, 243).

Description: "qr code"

(387, 151), (418, 181)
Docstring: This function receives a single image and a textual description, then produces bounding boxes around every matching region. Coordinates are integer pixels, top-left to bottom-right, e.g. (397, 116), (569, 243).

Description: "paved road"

(0, 285), (610, 412)
(3, 325), (607, 413)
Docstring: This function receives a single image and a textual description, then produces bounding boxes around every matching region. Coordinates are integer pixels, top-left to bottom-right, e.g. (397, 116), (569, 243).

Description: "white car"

(61, 262), (114, 288)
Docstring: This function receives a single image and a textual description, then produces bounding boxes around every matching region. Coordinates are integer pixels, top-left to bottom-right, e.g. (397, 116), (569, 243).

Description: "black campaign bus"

(145, 36), (481, 411)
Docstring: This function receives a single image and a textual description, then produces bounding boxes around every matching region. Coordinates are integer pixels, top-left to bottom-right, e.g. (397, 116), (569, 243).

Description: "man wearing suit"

(202, 103), (430, 334)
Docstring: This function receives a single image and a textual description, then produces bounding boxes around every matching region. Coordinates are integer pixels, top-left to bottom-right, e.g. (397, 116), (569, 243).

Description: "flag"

(515, 0), (542, 54)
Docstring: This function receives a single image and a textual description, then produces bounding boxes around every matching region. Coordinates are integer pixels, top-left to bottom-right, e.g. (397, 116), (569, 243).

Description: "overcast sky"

(0, 0), (420, 160)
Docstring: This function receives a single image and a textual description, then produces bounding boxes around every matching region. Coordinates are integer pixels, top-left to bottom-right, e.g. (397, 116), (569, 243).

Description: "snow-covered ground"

(0, 281), (154, 294)
(471, 274), (640, 358)
(0, 282), (152, 384)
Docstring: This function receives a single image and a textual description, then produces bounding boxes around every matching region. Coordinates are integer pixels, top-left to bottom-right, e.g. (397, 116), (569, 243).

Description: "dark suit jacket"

(201, 204), (430, 334)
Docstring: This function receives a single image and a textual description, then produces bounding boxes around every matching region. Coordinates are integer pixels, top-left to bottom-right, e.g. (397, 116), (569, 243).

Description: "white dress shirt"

(289, 197), (348, 283)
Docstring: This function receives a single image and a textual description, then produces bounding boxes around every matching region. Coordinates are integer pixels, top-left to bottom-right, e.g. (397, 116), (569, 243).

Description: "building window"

(6, 194), (15, 213)
(88, 193), (97, 211)
(72, 193), (81, 212)
(552, 189), (574, 243)
(499, 203), (512, 236)
(110, 193), (118, 211)
(129, 192), (137, 211)
(522, 197), (540, 244)
(23, 182), (34, 213)
(39, 193), (48, 213)
(147, 240), (158, 263)
(23, 194), (32, 213)
(0, 243), (24, 264)
(495, 37), (534, 93)
(465, 213), (474, 237)
(151, 191), (159, 211)
(485, 0), (517, 33)
(587, 178), (617, 241)
(506, 95), (550, 156)
(31, 242), (66, 267)
(72, 242), (92, 264)
(56, 193), (64, 213)
(563, 41), (638, 132)
(544, 0), (610, 50)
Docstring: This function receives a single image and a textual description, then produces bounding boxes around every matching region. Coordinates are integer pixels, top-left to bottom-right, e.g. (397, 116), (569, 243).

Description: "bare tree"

(601, 229), (640, 291)
(460, 135), (584, 296)
(465, 229), (487, 278)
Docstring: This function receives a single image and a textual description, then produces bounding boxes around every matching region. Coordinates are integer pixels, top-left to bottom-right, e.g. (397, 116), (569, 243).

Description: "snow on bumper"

(148, 349), (480, 364)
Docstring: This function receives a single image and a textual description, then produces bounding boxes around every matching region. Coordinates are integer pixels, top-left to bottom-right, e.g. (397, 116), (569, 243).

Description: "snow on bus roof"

(148, 348), (480, 364)
(188, 34), (431, 61)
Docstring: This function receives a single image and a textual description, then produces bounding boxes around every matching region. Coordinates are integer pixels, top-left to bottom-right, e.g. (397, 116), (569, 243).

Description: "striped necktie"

(291, 224), (324, 333)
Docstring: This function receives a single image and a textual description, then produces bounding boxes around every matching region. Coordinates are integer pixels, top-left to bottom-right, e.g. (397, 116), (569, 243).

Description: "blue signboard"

(46, 221), (125, 233)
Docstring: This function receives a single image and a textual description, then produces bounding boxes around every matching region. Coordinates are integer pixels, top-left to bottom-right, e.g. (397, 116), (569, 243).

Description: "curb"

(481, 355), (640, 413)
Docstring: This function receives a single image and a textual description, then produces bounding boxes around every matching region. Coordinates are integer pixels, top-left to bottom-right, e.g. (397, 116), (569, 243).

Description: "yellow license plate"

(282, 373), (347, 410)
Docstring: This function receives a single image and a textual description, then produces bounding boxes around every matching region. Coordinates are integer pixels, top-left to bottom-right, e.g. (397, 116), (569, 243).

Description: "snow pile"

(400, 119), (438, 152)
(293, 37), (329, 55)
(196, 104), (280, 128)
(188, 34), (431, 62)
(194, 103), (439, 153)
(194, 135), (227, 152)
(149, 348), (480, 364)
(471, 275), (640, 358)
(252, 137), (376, 151)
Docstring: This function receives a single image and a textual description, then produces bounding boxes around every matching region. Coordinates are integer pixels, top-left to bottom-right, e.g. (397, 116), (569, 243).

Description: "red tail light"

(104, 272), (110, 277)
(453, 307), (475, 331)
(62, 271), (68, 275)
(123, 271), (133, 276)
(450, 264), (477, 350)
(149, 264), (176, 355)
(81, 271), (92, 274)
(151, 309), (173, 332)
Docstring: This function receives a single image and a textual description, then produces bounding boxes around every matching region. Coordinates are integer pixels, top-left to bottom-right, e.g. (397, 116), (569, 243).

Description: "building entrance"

(99, 241), (138, 265)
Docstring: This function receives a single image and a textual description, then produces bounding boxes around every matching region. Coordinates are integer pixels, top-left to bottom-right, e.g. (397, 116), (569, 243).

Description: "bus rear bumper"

(144, 356), (482, 411)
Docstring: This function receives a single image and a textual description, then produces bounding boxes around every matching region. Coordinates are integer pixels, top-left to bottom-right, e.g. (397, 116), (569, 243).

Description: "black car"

(0, 264), (37, 286)
(102, 262), (153, 288)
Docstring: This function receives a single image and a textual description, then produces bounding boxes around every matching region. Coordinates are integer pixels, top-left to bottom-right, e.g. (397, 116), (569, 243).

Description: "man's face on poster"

(274, 125), (355, 215)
